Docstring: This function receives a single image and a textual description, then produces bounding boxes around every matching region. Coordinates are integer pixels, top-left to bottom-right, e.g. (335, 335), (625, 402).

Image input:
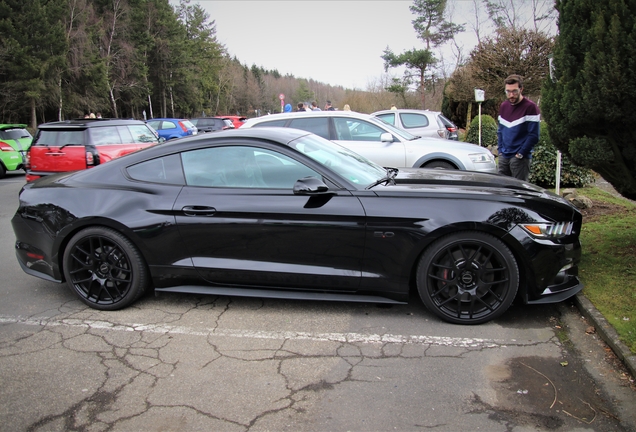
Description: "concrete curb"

(574, 293), (636, 379)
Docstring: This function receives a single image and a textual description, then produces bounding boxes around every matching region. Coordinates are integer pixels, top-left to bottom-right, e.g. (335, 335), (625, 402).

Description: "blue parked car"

(147, 118), (197, 141)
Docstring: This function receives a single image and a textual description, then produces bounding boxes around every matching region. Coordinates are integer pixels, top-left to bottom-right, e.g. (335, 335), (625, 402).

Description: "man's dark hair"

(504, 74), (524, 88)
(297, 102), (304, 109)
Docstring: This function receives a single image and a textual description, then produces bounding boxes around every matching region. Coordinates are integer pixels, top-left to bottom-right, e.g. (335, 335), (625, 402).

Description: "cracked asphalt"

(1, 173), (634, 432)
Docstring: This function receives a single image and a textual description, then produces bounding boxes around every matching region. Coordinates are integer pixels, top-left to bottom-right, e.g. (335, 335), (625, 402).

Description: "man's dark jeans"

(498, 156), (530, 181)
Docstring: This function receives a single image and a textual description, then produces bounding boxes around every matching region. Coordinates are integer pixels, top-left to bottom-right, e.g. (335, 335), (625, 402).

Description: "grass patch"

(578, 186), (636, 353)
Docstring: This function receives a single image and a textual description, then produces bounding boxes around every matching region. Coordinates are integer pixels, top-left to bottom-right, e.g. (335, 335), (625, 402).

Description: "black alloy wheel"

(417, 231), (519, 325)
(63, 227), (148, 310)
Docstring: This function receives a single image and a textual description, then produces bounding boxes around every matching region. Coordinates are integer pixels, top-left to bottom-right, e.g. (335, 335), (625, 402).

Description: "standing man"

(324, 100), (335, 111)
(497, 74), (540, 181)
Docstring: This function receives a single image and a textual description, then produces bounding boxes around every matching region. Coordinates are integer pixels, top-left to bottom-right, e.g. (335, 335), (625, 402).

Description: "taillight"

(24, 152), (31, 170)
(0, 141), (14, 151)
(446, 126), (457, 132)
(86, 151), (95, 166)
(178, 121), (188, 133)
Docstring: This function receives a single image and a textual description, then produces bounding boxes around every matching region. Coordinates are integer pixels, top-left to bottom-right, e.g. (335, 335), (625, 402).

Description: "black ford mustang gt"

(11, 127), (583, 324)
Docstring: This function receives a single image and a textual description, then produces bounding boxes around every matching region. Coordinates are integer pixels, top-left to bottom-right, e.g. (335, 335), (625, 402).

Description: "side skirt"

(154, 285), (407, 304)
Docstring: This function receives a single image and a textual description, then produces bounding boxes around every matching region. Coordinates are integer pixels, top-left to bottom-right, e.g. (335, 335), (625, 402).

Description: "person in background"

(311, 101), (321, 111)
(296, 102), (305, 112)
(89, 113), (96, 118)
(390, 104), (397, 110)
(324, 100), (335, 111)
(96, 113), (102, 119)
(343, 104), (351, 111)
(496, 74), (540, 182)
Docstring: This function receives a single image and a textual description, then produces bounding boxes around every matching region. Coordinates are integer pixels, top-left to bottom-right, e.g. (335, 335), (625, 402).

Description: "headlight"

(469, 152), (495, 164)
(520, 222), (574, 238)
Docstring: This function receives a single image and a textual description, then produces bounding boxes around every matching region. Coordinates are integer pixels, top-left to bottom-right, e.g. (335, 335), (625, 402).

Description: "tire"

(0, 163), (6, 179)
(422, 161), (456, 170)
(416, 231), (519, 325)
(63, 227), (148, 310)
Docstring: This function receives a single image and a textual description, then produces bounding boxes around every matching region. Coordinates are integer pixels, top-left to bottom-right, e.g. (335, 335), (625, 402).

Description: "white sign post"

(474, 89), (485, 146)
(279, 93), (285, 113)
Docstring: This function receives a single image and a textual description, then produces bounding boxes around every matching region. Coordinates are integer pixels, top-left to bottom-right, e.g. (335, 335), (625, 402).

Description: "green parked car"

(0, 124), (32, 178)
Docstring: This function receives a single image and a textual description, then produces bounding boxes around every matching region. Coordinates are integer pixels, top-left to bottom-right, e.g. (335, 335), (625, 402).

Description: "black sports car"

(11, 127), (583, 324)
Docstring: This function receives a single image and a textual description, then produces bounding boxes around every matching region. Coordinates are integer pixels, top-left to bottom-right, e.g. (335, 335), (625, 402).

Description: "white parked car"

(372, 109), (459, 140)
(241, 111), (496, 172)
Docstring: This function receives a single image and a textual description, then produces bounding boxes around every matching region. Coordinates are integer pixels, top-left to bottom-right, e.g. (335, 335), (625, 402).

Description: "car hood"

(387, 168), (576, 206)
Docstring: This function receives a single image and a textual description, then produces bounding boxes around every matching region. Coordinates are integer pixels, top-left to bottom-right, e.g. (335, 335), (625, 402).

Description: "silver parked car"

(241, 111), (495, 172)
(372, 109), (459, 140)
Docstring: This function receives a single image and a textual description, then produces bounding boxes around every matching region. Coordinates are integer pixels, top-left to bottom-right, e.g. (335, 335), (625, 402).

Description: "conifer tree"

(542, 0), (636, 199)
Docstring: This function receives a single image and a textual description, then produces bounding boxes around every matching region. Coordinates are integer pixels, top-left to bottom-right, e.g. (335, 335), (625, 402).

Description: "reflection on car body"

(12, 127), (583, 325)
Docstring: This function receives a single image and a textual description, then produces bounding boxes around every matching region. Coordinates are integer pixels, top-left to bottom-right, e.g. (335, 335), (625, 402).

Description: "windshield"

(288, 134), (387, 187)
(368, 116), (418, 140)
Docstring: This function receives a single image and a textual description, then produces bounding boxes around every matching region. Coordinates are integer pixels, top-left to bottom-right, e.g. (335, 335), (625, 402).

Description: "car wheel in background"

(416, 231), (519, 325)
(63, 227), (148, 310)
(423, 161), (456, 170)
(0, 164), (6, 179)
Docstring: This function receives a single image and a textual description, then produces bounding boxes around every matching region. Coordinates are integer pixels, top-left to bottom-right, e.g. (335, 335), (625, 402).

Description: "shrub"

(530, 122), (594, 188)
(465, 115), (497, 148)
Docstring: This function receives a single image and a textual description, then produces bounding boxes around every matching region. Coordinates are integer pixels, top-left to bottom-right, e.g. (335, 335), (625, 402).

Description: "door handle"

(181, 206), (216, 216)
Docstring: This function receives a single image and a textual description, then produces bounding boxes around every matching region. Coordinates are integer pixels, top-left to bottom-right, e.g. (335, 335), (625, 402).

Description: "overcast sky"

(195, 0), (477, 90)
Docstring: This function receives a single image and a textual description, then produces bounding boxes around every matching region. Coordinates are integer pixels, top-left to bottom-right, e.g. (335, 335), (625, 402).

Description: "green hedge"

(465, 115), (498, 148)
(529, 122), (594, 188)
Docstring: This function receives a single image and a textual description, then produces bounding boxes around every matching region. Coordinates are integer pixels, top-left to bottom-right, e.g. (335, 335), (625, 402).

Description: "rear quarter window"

(400, 113), (429, 128)
(288, 118), (330, 140)
(126, 154), (184, 184)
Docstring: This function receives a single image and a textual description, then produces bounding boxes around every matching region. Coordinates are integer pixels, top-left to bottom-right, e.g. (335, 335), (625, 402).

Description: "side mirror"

(293, 176), (330, 195)
(380, 132), (394, 143)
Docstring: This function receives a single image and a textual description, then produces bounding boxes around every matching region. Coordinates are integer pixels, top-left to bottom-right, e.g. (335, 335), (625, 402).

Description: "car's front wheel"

(416, 231), (519, 324)
(63, 227), (148, 310)
(422, 161), (456, 170)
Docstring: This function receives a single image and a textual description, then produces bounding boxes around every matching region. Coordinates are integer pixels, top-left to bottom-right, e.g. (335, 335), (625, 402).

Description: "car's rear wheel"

(422, 161), (456, 170)
(63, 227), (148, 310)
(0, 163), (6, 179)
(416, 231), (519, 324)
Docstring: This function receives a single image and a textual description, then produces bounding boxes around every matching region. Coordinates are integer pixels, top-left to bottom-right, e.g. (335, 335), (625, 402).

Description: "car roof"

(244, 110), (379, 124)
(371, 109), (442, 115)
(37, 119), (148, 129)
(0, 124), (28, 130)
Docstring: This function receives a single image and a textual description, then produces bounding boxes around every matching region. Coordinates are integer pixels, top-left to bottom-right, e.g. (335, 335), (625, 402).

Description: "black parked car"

(11, 128), (583, 324)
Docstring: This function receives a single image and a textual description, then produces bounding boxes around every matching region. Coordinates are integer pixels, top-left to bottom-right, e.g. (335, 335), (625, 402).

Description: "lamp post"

(474, 89), (485, 146)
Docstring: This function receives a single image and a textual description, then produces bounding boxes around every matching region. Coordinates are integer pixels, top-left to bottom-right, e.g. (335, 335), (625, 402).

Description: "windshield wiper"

(366, 167), (398, 190)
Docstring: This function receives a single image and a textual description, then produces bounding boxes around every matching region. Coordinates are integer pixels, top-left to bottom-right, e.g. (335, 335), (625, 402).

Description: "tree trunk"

(58, 77), (63, 121)
(30, 99), (36, 130)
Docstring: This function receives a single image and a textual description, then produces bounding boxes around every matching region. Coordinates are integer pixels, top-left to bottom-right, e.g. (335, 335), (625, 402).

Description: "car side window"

(126, 154), (185, 185)
(90, 126), (123, 145)
(251, 119), (287, 128)
(376, 113), (395, 126)
(162, 121), (177, 130)
(400, 113), (429, 128)
(128, 125), (158, 143)
(287, 118), (330, 140)
(181, 146), (320, 189)
(334, 118), (385, 141)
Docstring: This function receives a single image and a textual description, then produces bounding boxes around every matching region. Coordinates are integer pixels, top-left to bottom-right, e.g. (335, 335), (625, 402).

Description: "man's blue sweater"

(497, 97), (540, 158)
